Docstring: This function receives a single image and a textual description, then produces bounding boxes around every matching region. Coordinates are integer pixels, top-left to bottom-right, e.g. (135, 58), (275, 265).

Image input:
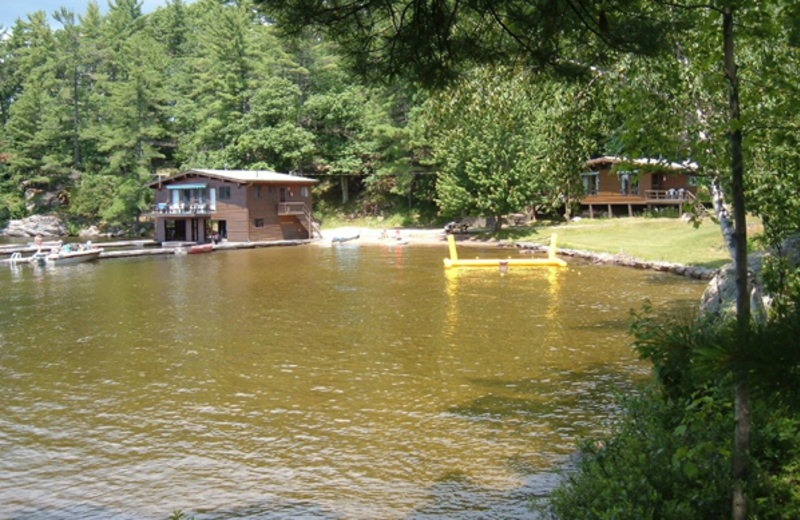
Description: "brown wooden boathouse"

(580, 156), (704, 218)
(146, 169), (319, 243)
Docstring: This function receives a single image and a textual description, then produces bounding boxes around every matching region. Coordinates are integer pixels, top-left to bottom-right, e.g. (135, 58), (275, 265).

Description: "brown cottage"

(580, 156), (701, 218)
(146, 169), (319, 243)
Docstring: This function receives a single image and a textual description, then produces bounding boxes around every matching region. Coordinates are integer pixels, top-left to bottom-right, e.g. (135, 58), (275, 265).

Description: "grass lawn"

(494, 217), (746, 269)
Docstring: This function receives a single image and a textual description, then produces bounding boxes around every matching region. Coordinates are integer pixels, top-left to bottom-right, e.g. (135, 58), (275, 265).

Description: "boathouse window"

(253, 218), (265, 228)
(300, 186), (309, 197)
(219, 187), (231, 200)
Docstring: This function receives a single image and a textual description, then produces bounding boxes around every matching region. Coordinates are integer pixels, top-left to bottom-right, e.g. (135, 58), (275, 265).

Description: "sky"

(0, 0), (172, 29)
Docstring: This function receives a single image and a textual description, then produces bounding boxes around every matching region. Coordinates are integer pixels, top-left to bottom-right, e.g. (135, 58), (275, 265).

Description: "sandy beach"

(316, 226), (516, 248)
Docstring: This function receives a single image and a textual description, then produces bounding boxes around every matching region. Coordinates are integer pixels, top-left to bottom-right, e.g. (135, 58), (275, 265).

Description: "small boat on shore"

(188, 243), (214, 254)
(39, 248), (103, 266)
(331, 233), (360, 244)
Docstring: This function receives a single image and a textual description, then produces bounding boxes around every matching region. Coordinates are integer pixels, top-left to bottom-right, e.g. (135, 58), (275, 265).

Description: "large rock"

(79, 225), (102, 238)
(2, 215), (67, 237)
(700, 236), (800, 317)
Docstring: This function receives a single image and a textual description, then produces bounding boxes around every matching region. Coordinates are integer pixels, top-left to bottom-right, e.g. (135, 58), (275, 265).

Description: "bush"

(544, 308), (800, 519)
(544, 385), (733, 520)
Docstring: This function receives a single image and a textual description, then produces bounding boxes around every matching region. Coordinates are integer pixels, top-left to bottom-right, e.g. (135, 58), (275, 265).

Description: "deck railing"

(644, 189), (690, 200)
(277, 202), (307, 215)
(151, 203), (213, 215)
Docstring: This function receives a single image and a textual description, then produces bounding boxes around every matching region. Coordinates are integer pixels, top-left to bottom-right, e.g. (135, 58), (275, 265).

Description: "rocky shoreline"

(514, 241), (718, 280)
(320, 226), (719, 280)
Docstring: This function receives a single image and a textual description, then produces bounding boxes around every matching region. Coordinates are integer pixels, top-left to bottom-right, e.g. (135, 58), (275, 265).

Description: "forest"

(0, 0), (596, 233)
(5, 0), (800, 518)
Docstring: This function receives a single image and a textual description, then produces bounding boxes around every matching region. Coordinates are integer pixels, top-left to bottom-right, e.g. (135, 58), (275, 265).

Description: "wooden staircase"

(683, 191), (709, 218)
(303, 205), (323, 239)
(277, 202), (322, 239)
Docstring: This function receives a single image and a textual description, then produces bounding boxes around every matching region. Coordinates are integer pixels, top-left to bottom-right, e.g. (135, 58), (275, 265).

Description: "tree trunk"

(723, 7), (750, 520)
(492, 214), (502, 233)
(340, 174), (349, 204)
(708, 176), (737, 259)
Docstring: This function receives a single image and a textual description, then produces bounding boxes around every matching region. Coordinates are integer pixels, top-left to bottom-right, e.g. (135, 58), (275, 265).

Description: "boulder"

(2, 214), (67, 237)
(79, 225), (102, 238)
(700, 236), (800, 317)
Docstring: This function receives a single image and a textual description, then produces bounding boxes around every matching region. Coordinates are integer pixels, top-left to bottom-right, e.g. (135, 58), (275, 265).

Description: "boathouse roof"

(148, 169), (318, 187)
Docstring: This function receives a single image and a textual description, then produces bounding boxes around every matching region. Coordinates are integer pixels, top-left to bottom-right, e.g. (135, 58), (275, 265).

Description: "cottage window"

(300, 186), (309, 197)
(254, 218), (265, 228)
(219, 187), (231, 200)
(255, 186), (261, 198)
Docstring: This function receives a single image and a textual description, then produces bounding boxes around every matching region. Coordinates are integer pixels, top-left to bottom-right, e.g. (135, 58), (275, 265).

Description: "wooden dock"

(1, 239), (313, 265)
(0, 239), (158, 256)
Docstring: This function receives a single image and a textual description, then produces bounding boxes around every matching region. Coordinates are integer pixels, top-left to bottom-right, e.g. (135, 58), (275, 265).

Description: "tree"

(257, 0), (673, 87)
(426, 68), (547, 230)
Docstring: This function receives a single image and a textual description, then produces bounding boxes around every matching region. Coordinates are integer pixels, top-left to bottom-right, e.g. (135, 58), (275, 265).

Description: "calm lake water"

(0, 243), (706, 519)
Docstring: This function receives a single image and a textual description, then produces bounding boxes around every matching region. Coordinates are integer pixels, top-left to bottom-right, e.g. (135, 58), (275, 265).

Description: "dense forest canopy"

(0, 0), (425, 226)
(0, 0), (611, 231)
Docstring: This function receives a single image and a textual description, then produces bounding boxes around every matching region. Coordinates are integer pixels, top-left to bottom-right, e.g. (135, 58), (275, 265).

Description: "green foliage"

(630, 305), (800, 410)
(426, 68), (551, 229)
(548, 305), (800, 519)
(0, 0), (442, 225)
(167, 511), (194, 520)
(69, 173), (150, 227)
(0, 192), (26, 221)
(258, 0), (675, 88)
(545, 386), (733, 520)
(546, 383), (800, 520)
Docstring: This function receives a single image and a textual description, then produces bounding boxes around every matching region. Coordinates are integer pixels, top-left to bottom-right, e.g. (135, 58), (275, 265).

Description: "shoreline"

(321, 226), (719, 279)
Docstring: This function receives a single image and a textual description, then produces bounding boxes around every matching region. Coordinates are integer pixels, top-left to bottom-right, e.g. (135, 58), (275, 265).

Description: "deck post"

(589, 204), (594, 219)
(607, 204), (613, 218)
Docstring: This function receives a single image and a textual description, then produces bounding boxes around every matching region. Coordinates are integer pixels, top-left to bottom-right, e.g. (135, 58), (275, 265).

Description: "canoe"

(44, 248), (103, 266)
(188, 243), (214, 254)
(331, 233), (360, 244)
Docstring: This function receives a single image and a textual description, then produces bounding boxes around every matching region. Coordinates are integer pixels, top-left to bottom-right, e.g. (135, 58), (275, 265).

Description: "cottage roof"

(586, 156), (698, 172)
(148, 169), (318, 187)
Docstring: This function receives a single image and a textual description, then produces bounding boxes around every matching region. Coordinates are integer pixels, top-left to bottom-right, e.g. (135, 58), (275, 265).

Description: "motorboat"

(39, 248), (103, 266)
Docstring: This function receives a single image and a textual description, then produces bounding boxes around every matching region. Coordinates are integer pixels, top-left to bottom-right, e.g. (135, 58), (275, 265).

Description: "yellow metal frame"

(443, 234), (567, 269)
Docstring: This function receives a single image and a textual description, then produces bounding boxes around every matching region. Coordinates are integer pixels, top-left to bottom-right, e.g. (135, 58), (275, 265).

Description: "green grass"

(315, 203), (757, 269)
(493, 217), (751, 269)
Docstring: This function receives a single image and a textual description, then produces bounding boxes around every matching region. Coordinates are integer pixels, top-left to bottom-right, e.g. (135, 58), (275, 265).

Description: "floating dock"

(443, 233), (567, 269)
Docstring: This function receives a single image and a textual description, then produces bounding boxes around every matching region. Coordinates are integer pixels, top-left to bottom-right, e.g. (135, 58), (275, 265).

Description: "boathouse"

(580, 156), (702, 218)
(146, 169), (318, 243)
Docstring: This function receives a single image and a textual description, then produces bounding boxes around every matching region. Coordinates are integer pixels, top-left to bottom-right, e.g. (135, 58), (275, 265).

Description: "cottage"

(580, 156), (702, 218)
(146, 169), (319, 243)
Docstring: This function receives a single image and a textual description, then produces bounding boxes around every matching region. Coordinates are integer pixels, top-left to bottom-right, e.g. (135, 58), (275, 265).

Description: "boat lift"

(443, 233), (567, 269)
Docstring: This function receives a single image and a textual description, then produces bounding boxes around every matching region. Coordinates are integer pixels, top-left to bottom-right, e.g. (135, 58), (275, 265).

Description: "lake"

(0, 243), (706, 519)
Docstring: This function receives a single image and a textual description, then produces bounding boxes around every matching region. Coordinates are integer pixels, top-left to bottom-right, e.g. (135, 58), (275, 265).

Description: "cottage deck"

(580, 190), (700, 218)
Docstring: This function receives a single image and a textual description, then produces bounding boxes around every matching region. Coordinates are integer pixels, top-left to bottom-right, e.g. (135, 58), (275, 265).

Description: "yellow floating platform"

(443, 233), (567, 269)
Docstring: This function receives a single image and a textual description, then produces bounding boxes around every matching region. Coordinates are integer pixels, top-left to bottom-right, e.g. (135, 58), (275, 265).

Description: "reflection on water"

(0, 245), (706, 519)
